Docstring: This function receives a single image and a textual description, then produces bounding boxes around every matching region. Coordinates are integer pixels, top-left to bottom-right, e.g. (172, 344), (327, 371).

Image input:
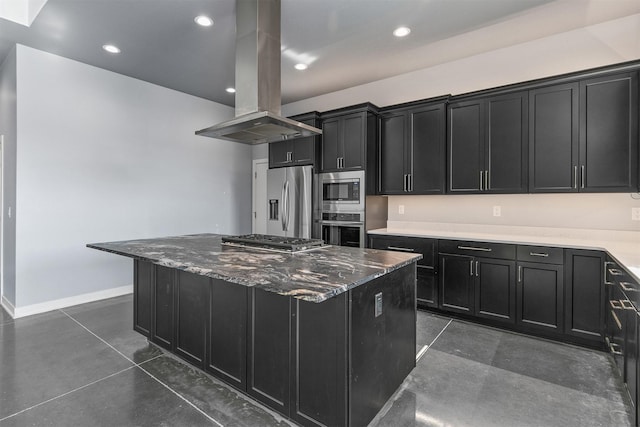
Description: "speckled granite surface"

(88, 234), (421, 303)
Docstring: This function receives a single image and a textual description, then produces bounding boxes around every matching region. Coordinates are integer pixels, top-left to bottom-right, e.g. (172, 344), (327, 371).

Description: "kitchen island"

(88, 234), (421, 427)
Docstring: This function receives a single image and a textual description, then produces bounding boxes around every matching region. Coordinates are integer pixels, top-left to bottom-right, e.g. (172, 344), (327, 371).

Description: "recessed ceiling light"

(393, 26), (411, 37)
(194, 15), (213, 27)
(294, 63), (308, 71)
(102, 44), (121, 54)
(226, 87), (236, 93)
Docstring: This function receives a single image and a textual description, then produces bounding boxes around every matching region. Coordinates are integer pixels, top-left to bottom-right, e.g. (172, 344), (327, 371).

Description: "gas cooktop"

(221, 234), (325, 253)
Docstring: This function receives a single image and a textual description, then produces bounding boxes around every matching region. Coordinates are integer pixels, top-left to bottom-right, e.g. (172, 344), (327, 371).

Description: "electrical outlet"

(398, 205), (405, 215)
(632, 207), (640, 221)
(493, 206), (501, 217)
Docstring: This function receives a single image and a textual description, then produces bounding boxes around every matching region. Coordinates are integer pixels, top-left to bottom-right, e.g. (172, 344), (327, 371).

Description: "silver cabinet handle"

(620, 282), (637, 292)
(480, 170), (484, 191)
(611, 310), (623, 330)
(529, 252), (549, 257)
(609, 341), (623, 355)
(408, 174), (413, 192)
(457, 245), (492, 252)
(609, 268), (624, 276)
(580, 165), (585, 189)
(341, 157), (344, 169)
(475, 261), (479, 277)
(470, 260), (474, 276)
(337, 157), (340, 169)
(485, 170), (489, 191)
(573, 166), (577, 189)
(403, 174), (408, 192)
(518, 265), (522, 282)
(387, 246), (415, 252)
(621, 300), (635, 310)
(604, 261), (615, 284)
(610, 300), (623, 310)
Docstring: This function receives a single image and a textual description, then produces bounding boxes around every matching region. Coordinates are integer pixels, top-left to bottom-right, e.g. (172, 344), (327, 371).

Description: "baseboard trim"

(1, 295), (16, 318)
(7, 285), (133, 319)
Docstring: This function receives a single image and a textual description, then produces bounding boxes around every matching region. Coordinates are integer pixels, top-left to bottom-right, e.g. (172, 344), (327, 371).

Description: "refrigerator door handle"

(283, 180), (291, 231)
(280, 181), (287, 230)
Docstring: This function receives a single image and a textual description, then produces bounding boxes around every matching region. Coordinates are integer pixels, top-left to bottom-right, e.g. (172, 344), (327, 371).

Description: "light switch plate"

(398, 205), (405, 215)
(632, 207), (640, 221)
(493, 206), (501, 217)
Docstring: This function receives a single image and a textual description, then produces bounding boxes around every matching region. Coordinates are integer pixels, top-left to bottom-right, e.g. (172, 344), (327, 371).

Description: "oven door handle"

(319, 220), (364, 226)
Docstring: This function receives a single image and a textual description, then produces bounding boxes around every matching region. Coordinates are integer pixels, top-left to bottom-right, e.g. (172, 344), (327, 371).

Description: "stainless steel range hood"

(196, 0), (322, 145)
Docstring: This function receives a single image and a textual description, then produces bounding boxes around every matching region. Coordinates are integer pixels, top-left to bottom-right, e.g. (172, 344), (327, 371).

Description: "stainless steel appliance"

(267, 165), (313, 238)
(318, 170), (365, 212)
(319, 211), (365, 248)
(221, 234), (324, 253)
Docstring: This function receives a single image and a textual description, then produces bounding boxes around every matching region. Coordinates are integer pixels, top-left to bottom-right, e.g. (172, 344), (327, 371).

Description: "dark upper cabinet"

(448, 92), (528, 194)
(565, 249), (605, 343)
(579, 72), (638, 192)
(448, 100), (484, 193)
(379, 101), (446, 195)
(269, 112), (320, 169)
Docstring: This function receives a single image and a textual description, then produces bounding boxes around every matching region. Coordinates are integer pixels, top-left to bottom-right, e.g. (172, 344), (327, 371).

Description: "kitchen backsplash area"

(387, 193), (640, 232)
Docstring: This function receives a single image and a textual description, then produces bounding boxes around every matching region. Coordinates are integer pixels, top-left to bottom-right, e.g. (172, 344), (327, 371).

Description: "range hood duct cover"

(196, 0), (322, 145)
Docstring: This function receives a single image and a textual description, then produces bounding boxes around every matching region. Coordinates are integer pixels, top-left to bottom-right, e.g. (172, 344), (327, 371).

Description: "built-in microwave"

(318, 170), (365, 212)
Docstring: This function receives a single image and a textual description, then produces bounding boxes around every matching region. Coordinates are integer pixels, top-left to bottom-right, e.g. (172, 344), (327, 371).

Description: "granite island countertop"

(88, 233), (422, 303)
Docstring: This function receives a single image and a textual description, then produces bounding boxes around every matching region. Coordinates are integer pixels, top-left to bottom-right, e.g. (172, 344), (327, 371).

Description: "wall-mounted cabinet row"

(268, 61), (639, 196)
(369, 234), (606, 348)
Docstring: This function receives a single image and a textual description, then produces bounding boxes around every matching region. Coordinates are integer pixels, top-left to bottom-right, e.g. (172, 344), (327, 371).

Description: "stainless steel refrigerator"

(266, 165), (313, 238)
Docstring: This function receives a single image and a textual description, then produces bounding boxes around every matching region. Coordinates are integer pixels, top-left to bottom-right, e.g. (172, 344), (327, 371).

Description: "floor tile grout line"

(0, 366), (137, 422)
(416, 318), (453, 363)
(136, 364), (224, 427)
(60, 309), (223, 427)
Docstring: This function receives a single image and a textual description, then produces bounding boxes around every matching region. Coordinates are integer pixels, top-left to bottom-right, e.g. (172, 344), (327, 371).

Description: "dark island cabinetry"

(447, 92), (528, 194)
(133, 259), (416, 427)
(379, 100), (446, 195)
(269, 112), (320, 168)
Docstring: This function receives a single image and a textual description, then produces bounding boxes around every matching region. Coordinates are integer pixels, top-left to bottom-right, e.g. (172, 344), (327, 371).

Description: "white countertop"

(368, 222), (640, 281)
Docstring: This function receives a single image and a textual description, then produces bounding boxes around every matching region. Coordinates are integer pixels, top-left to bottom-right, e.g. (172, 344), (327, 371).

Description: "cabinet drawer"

(517, 245), (563, 264)
(369, 235), (436, 268)
(438, 239), (515, 260)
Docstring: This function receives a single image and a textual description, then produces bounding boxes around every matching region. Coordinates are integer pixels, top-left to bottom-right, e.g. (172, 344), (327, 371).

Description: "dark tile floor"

(0, 296), (633, 426)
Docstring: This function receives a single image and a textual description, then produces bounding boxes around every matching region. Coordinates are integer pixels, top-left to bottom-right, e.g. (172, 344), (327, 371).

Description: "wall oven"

(318, 170), (365, 212)
(319, 211), (365, 248)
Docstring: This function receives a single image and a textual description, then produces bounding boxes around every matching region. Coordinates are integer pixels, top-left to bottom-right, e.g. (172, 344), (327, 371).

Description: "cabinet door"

(439, 253), (474, 313)
(411, 104), (446, 194)
(379, 112), (407, 194)
(580, 72), (639, 192)
(175, 271), (207, 368)
(448, 100), (485, 193)
(529, 83), (579, 192)
(417, 266), (438, 308)
(475, 258), (516, 324)
(486, 92), (528, 193)
(342, 113), (365, 170)
(321, 118), (340, 172)
(134, 260), (152, 337)
(517, 261), (564, 334)
(207, 278), (247, 390)
(248, 289), (291, 415)
(269, 140), (293, 168)
(152, 265), (175, 350)
(607, 283), (626, 374)
(625, 307), (638, 418)
(565, 250), (605, 342)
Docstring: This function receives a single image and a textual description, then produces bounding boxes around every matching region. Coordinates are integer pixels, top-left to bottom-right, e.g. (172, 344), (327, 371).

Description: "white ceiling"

(1, 0), (639, 107)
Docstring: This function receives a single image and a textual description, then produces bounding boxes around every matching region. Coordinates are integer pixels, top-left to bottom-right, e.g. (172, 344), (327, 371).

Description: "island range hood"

(196, 0), (322, 145)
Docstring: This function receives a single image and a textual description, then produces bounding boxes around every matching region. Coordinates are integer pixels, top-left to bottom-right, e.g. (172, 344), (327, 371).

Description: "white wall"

(0, 47), (17, 307)
(280, 14), (640, 233)
(14, 45), (252, 310)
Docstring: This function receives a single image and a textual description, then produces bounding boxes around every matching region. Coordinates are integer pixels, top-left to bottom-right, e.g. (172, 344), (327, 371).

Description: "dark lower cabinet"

(439, 253), (474, 314)
(517, 261), (564, 334)
(248, 288), (292, 415)
(417, 266), (437, 308)
(133, 261), (153, 337)
(565, 250), (605, 344)
(207, 278), (247, 389)
(152, 265), (175, 350)
(475, 258), (516, 324)
(175, 271), (207, 368)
